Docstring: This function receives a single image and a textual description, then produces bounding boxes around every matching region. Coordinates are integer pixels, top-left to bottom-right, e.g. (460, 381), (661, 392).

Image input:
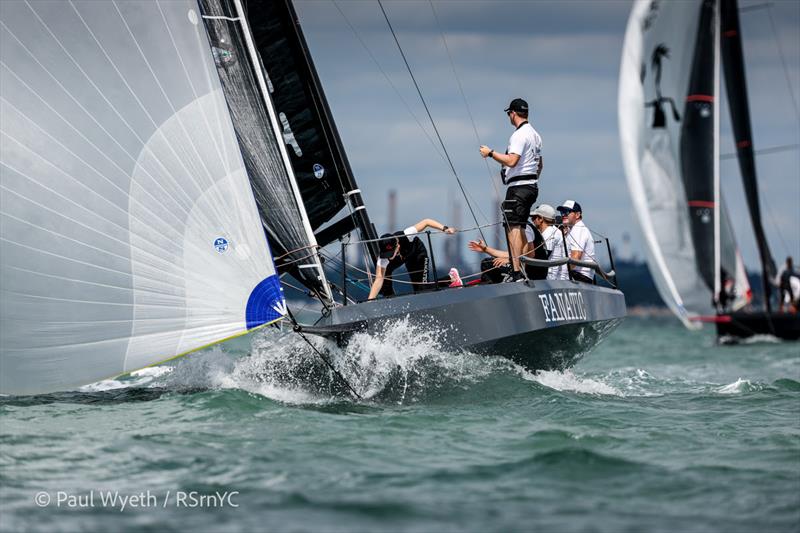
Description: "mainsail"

(0, 0), (285, 395)
(246, 0), (377, 256)
(197, 0), (331, 298)
(619, 0), (750, 327)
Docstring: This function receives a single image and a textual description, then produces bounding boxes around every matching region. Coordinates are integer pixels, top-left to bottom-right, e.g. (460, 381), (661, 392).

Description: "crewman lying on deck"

(368, 219), (456, 300)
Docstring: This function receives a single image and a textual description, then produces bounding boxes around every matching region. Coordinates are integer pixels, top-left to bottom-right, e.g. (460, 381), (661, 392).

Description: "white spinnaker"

(0, 0), (283, 395)
(620, 0), (710, 327)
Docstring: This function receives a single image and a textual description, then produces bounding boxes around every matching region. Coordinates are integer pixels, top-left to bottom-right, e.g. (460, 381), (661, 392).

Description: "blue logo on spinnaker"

(214, 237), (229, 253)
(313, 163), (325, 179)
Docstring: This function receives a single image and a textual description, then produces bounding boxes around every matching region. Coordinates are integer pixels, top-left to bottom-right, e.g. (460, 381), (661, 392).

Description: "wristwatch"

(442, 225), (449, 231)
(488, 150), (494, 158)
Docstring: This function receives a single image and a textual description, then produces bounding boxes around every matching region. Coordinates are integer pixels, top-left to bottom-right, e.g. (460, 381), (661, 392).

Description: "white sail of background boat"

(0, 0), (286, 395)
(619, 0), (750, 329)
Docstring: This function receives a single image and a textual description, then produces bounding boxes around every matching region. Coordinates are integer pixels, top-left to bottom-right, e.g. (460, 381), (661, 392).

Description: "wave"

(518, 367), (623, 396)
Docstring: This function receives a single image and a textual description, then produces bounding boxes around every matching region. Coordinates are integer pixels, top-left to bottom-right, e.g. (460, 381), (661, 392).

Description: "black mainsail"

(245, 0), (378, 259)
(680, 0), (717, 294)
(198, 0), (331, 298)
(720, 0), (777, 311)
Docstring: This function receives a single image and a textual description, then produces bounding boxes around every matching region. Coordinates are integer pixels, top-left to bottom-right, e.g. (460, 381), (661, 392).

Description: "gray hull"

(305, 281), (626, 371)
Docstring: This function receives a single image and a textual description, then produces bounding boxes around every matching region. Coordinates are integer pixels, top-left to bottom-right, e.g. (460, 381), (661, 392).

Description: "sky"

(293, 0), (799, 272)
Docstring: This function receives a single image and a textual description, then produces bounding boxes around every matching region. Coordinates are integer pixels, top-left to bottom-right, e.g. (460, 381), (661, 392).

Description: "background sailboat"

(619, 0), (799, 341)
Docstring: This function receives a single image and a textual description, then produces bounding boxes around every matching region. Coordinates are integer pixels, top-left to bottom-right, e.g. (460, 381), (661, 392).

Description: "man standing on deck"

(479, 98), (543, 282)
(775, 257), (800, 313)
(557, 200), (595, 284)
(368, 218), (456, 300)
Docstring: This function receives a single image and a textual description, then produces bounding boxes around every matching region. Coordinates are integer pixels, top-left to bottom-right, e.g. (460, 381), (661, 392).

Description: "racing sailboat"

(619, 0), (799, 341)
(0, 0), (625, 396)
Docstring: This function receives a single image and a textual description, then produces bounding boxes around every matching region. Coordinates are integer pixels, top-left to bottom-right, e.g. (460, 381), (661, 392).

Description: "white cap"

(530, 204), (556, 221)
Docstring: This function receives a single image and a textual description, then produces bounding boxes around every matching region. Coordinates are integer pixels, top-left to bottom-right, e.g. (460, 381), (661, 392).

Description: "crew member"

(776, 256), (800, 313)
(531, 204), (568, 281)
(368, 219), (455, 300)
(467, 207), (550, 283)
(479, 98), (543, 282)
(557, 200), (595, 283)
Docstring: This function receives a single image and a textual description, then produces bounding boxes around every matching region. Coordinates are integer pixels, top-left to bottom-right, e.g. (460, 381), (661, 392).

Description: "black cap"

(504, 98), (529, 114)
(378, 233), (399, 259)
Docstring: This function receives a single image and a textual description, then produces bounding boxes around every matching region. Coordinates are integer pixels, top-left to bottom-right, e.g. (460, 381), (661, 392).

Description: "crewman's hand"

(492, 258), (509, 269)
(468, 240), (487, 253)
(443, 227), (456, 235)
(479, 145), (492, 158)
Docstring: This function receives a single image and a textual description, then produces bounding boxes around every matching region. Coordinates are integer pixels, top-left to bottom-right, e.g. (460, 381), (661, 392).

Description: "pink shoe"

(448, 268), (463, 287)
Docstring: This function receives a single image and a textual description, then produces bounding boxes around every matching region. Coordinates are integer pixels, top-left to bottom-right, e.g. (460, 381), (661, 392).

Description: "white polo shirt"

(565, 220), (595, 279)
(541, 225), (568, 280)
(503, 122), (542, 187)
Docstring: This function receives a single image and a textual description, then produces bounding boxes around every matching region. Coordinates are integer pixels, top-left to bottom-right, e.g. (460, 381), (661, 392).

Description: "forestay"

(0, 0), (284, 395)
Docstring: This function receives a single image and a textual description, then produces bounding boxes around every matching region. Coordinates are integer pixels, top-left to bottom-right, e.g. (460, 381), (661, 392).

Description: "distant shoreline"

(626, 306), (675, 318)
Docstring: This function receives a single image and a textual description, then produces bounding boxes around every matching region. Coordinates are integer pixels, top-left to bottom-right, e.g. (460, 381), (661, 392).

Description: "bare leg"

(507, 226), (528, 273)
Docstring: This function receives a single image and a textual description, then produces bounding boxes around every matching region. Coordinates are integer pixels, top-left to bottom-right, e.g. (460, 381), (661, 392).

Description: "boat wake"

(233, 318), (503, 404)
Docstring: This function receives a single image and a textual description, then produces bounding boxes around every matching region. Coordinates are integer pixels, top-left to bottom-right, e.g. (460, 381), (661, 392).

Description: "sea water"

(1, 317), (798, 532)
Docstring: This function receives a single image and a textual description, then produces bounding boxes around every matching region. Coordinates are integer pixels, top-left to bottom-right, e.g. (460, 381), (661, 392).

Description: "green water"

(1, 317), (798, 532)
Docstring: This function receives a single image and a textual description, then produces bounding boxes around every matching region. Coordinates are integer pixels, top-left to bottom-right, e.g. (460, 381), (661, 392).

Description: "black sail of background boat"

(0, 0), (626, 396)
(619, 0), (799, 342)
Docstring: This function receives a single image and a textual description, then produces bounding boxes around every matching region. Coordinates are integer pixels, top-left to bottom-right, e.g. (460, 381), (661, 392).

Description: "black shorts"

(503, 184), (538, 227)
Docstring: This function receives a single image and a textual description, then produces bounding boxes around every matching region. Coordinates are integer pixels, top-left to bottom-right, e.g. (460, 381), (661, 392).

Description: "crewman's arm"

(479, 145), (520, 167)
(468, 239), (509, 260)
(411, 218), (456, 234)
(367, 265), (386, 300)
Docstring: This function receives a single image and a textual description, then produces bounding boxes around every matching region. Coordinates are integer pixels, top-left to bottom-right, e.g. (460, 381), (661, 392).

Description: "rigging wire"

(764, 1), (800, 255)
(428, 0), (511, 242)
(285, 309), (362, 400)
(428, 2), (500, 197)
(331, 0), (446, 163)
(376, 0), (486, 243)
(765, 2), (800, 125)
(720, 143), (799, 160)
(731, 3), (799, 257)
(333, 0), (491, 228)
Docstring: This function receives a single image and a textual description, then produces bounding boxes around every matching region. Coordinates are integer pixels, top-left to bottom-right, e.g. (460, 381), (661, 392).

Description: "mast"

(720, 0), (777, 311)
(713, 0), (722, 303)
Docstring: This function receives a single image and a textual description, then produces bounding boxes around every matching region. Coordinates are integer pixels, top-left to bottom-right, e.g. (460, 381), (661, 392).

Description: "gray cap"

(531, 204), (556, 221)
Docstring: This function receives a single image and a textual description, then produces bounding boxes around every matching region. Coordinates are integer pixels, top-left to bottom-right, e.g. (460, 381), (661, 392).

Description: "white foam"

(224, 318), (501, 404)
(80, 366), (174, 392)
(716, 378), (757, 394)
(519, 368), (623, 396)
(130, 366), (173, 378)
